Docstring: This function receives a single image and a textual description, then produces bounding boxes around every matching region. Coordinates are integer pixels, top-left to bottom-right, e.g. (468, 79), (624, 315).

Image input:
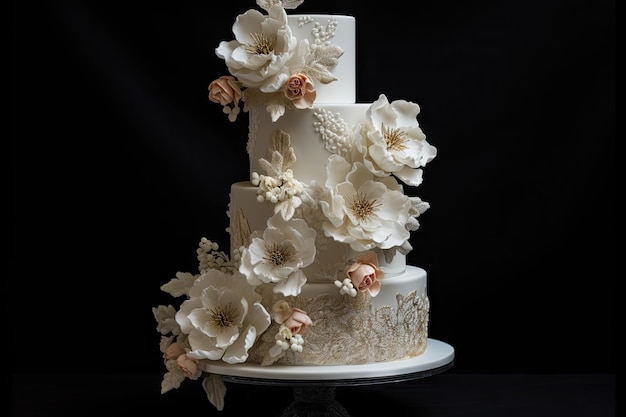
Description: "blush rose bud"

(284, 74), (316, 109)
(163, 342), (186, 364)
(177, 351), (202, 380)
(346, 251), (384, 297)
(272, 300), (313, 335)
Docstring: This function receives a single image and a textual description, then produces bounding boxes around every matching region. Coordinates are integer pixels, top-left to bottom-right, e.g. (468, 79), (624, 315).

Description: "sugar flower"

(268, 300), (311, 356)
(175, 269), (271, 364)
(319, 154), (412, 252)
(163, 342), (186, 364)
(356, 94), (437, 186)
(269, 325), (305, 356)
(284, 73), (316, 109)
(212, 2), (344, 121)
(176, 350), (202, 380)
(272, 300), (312, 335)
(345, 251), (384, 297)
(215, 5), (299, 94)
(208, 75), (243, 107)
(239, 212), (316, 296)
(208, 75), (244, 122)
(254, 129), (305, 221)
(257, 0), (304, 10)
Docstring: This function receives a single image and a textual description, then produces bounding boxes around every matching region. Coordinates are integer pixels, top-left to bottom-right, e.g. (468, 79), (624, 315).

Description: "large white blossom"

(239, 212), (316, 296)
(355, 94), (437, 186)
(319, 154), (412, 252)
(215, 5), (305, 95)
(175, 269), (271, 364)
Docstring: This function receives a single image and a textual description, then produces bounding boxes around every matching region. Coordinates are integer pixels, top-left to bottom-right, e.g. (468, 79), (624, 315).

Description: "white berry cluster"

(334, 278), (358, 297)
(196, 237), (241, 273)
(274, 332), (305, 353)
(250, 170), (303, 204)
(268, 324), (305, 358)
(313, 108), (352, 155)
(222, 102), (240, 122)
(310, 18), (338, 46)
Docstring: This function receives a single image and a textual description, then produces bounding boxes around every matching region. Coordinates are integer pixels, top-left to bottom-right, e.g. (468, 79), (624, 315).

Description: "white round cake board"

(201, 338), (454, 381)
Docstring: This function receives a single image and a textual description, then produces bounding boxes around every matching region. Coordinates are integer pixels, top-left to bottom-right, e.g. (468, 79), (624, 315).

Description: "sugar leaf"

(202, 374), (227, 411)
(160, 271), (196, 297)
(161, 361), (186, 394)
(304, 44), (344, 84)
(152, 304), (181, 335)
(258, 130), (297, 177)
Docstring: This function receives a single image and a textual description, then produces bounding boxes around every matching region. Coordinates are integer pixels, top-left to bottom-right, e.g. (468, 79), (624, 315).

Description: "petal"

(187, 329), (224, 360)
(273, 269), (307, 296)
(369, 144), (403, 173)
(272, 300), (291, 324)
(247, 302), (272, 334)
(176, 298), (202, 333)
(394, 166), (425, 187)
(390, 99), (421, 126)
(214, 324), (240, 348)
(247, 237), (268, 264)
(367, 281), (381, 297)
(222, 325), (257, 364)
(290, 309), (313, 326)
(232, 9), (265, 44)
(218, 290), (248, 326)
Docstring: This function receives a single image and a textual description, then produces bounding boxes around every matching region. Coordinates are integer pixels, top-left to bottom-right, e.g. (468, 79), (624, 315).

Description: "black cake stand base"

(279, 386), (349, 417)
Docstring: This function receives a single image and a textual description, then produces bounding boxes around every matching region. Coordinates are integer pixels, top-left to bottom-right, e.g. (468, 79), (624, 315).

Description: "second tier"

(229, 181), (407, 283)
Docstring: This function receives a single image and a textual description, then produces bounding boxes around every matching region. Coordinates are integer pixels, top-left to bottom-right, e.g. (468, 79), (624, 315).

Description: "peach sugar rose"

(284, 74), (316, 109)
(346, 251), (384, 296)
(208, 75), (243, 106)
(272, 300), (313, 336)
(163, 342), (186, 364)
(176, 349), (202, 380)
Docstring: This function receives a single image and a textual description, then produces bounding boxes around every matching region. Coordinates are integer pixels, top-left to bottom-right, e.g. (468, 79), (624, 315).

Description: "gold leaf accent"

(303, 44), (344, 84)
(258, 129), (297, 177)
(231, 208), (251, 251)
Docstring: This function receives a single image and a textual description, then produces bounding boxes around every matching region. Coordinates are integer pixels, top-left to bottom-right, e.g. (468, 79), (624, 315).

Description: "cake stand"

(203, 338), (454, 417)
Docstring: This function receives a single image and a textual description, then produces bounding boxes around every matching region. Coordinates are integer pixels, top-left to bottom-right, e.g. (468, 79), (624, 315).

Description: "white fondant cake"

(153, 0), (436, 411)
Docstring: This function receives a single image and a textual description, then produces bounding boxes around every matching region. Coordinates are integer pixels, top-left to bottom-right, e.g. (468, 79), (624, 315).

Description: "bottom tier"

(237, 265), (429, 366)
(200, 339), (452, 381)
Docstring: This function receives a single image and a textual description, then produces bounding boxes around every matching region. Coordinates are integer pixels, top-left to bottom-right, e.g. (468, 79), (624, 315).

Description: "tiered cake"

(153, 0), (437, 410)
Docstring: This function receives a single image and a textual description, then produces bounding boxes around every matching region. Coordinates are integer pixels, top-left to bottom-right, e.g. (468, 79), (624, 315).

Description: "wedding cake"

(153, 0), (437, 410)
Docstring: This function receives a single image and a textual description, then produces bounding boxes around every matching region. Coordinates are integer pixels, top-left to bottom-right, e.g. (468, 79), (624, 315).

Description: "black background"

(10, 0), (614, 380)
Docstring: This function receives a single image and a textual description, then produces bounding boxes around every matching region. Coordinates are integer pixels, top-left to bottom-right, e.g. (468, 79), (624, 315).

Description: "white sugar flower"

(215, 5), (303, 95)
(356, 94), (437, 186)
(257, 0), (304, 11)
(319, 154), (412, 252)
(239, 212), (316, 296)
(175, 269), (271, 364)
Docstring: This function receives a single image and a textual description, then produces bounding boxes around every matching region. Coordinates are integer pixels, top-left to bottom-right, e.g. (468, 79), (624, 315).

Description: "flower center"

(264, 242), (293, 267)
(207, 303), (239, 329)
(288, 77), (303, 94)
(382, 123), (408, 151)
(244, 33), (276, 55)
(348, 192), (379, 221)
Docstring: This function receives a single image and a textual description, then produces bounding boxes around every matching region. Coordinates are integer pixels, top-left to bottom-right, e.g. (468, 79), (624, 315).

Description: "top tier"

(212, 4), (356, 122)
